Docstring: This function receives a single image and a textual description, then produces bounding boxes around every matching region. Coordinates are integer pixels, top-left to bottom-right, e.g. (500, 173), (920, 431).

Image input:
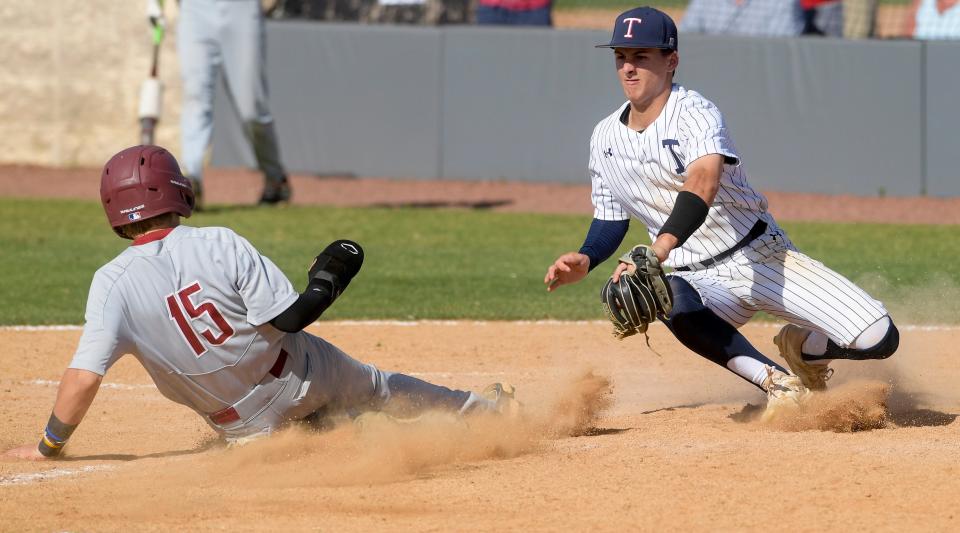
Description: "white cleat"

(761, 366), (812, 423)
(480, 382), (522, 419)
(774, 324), (834, 391)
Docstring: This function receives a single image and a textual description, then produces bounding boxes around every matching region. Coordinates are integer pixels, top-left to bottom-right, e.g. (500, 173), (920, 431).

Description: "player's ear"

(667, 51), (679, 73)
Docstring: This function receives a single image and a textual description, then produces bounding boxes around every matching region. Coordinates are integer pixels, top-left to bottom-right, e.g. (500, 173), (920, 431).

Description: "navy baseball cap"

(596, 6), (678, 51)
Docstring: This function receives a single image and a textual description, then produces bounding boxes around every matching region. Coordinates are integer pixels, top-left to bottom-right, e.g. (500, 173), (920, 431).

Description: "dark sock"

(384, 373), (472, 415)
(665, 277), (786, 389)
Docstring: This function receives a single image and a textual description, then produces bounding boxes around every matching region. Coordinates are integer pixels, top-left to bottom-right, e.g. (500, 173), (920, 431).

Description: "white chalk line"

(3, 325), (84, 331)
(19, 372), (511, 391)
(23, 379), (154, 391)
(3, 321), (958, 331)
(0, 465), (114, 487)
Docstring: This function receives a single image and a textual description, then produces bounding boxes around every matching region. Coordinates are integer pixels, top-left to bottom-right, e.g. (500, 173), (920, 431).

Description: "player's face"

(614, 48), (677, 106)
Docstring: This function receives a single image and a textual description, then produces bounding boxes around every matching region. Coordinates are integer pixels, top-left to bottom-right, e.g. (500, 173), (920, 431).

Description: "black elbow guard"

(270, 240), (364, 333)
(308, 240), (364, 298)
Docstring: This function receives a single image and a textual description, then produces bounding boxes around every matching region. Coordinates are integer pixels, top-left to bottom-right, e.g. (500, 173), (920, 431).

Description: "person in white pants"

(149, 0), (291, 209)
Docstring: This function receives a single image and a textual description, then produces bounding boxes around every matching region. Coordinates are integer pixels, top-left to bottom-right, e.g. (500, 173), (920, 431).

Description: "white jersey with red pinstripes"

(589, 83), (770, 269)
(68, 225), (298, 414)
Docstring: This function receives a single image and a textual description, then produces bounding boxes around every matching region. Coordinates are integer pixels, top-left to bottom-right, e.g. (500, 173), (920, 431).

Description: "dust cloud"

(151, 370), (614, 490)
(767, 380), (891, 433)
(857, 272), (960, 325)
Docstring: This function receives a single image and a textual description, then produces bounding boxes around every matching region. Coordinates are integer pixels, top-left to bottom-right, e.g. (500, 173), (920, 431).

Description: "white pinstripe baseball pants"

(671, 225), (888, 346)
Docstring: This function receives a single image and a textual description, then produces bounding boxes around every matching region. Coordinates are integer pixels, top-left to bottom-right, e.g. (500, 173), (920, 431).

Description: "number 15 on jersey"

(166, 281), (235, 357)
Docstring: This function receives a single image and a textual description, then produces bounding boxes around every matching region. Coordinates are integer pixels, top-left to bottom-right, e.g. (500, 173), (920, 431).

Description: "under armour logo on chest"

(603, 147), (613, 158)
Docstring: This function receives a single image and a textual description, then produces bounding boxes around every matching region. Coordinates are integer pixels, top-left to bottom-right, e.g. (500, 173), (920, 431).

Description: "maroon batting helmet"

(100, 145), (194, 238)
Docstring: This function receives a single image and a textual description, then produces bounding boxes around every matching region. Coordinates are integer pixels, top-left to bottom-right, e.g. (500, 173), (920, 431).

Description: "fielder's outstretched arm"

(544, 218), (629, 292)
(4, 368), (102, 461)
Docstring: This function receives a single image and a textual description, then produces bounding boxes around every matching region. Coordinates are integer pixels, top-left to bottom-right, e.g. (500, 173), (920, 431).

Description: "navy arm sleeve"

(578, 218), (630, 271)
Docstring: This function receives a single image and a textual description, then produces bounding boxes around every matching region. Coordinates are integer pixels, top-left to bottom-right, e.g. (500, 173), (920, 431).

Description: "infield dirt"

(2, 322), (958, 531)
(2, 168), (959, 530)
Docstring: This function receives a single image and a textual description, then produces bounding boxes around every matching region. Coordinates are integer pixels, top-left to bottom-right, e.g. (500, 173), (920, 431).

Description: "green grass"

(1, 198), (957, 325)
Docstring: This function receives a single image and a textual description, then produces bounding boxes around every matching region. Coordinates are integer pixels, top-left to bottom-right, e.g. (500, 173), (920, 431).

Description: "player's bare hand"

(650, 235), (677, 264)
(611, 261), (636, 283)
(3, 444), (48, 462)
(545, 252), (590, 292)
(147, 0), (166, 28)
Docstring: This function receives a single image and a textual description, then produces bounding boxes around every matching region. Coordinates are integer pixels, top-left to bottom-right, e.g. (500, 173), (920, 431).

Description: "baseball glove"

(600, 245), (674, 340)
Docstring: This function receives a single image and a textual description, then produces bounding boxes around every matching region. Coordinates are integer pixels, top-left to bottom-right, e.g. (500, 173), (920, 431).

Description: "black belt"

(674, 219), (768, 272)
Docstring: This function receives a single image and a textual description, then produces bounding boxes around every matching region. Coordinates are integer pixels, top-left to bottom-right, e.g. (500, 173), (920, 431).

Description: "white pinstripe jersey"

(589, 84), (770, 268)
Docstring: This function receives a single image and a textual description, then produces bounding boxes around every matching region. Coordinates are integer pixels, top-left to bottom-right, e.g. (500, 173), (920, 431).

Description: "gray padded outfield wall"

(678, 36), (922, 196)
(925, 41), (960, 196)
(212, 23), (957, 196)
(440, 27), (621, 182)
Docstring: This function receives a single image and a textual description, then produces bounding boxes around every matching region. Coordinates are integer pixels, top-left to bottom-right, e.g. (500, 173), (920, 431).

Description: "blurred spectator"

(801, 0), (843, 36)
(843, 0), (879, 38)
(271, 0), (470, 24)
(267, 0), (361, 20)
(909, 0), (960, 39)
(476, 0), (552, 26)
(369, 0), (433, 24)
(150, 0), (291, 208)
(680, 0), (803, 36)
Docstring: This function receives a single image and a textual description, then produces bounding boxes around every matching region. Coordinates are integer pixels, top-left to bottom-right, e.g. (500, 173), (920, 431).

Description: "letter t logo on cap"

(623, 17), (642, 38)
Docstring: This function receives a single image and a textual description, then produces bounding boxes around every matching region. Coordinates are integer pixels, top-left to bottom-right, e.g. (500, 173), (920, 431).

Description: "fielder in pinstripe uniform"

(544, 7), (898, 419)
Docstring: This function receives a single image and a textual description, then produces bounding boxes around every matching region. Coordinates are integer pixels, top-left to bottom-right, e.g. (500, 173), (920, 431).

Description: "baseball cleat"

(480, 382), (522, 419)
(760, 366), (812, 423)
(259, 176), (291, 206)
(774, 324), (833, 391)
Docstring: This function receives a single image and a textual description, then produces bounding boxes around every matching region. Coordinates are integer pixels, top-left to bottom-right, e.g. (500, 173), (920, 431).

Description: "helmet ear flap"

(181, 188), (195, 210)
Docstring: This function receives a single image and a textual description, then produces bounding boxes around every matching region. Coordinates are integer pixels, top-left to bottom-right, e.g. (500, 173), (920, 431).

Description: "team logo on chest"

(662, 139), (685, 174)
(603, 147), (614, 158)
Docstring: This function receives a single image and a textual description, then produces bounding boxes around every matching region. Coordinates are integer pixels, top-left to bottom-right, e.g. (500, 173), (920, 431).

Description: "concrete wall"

(213, 23), (957, 196)
(0, 2), (183, 167)
(678, 36), (924, 196)
(1, 9), (956, 196)
(925, 41), (960, 196)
